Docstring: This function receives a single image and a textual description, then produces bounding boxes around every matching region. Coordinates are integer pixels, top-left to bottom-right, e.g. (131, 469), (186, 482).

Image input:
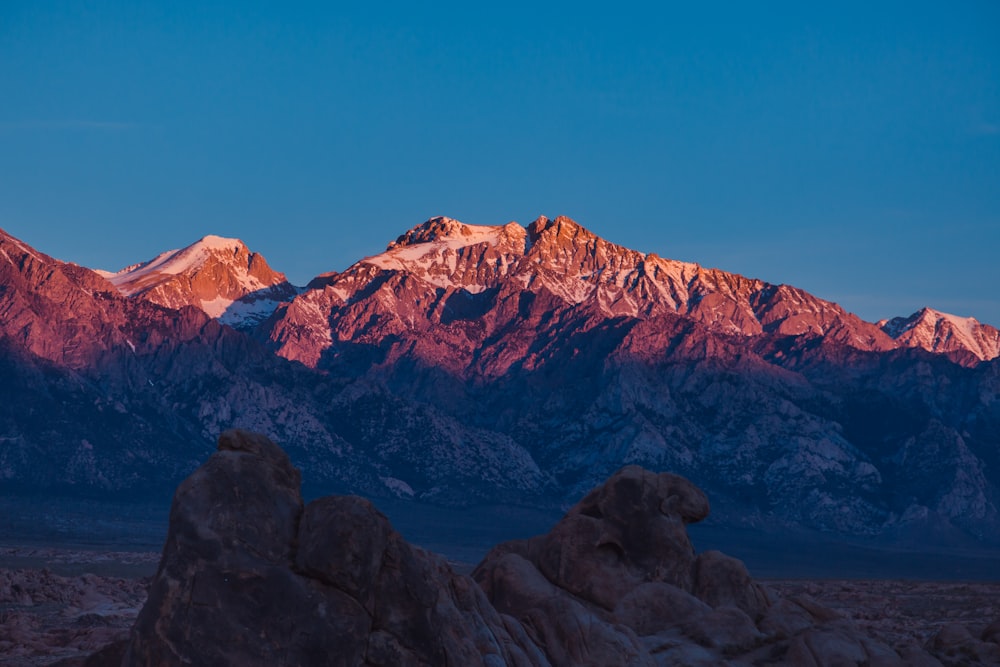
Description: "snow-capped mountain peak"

(880, 307), (1000, 361)
(104, 235), (299, 328)
(360, 217), (529, 291)
(106, 235), (263, 291)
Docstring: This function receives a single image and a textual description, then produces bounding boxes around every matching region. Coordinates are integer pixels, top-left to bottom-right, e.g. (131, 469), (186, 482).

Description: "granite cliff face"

(1, 220), (999, 542)
(122, 431), (1000, 666)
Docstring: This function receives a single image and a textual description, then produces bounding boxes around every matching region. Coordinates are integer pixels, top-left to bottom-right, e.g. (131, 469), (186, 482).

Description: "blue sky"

(2, 2), (998, 325)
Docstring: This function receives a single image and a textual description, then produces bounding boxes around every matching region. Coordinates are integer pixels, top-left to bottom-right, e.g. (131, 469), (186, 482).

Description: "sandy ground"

(0, 548), (154, 667)
(765, 579), (1000, 653)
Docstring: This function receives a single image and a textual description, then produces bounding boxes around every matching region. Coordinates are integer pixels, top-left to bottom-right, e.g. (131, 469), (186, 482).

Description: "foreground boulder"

(473, 465), (911, 666)
(124, 431), (992, 666)
(124, 430), (539, 666)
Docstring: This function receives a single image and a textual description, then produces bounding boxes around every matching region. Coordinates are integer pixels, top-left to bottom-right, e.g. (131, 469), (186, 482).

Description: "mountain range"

(1, 216), (998, 544)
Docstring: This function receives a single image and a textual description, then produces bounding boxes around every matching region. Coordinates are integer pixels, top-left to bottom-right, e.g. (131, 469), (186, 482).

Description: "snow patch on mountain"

(365, 221), (513, 266)
(358, 218), (529, 294)
(380, 475), (415, 498)
(936, 310), (983, 341)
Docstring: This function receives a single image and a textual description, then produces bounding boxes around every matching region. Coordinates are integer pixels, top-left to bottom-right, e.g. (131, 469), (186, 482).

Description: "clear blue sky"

(2, 2), (998, 325)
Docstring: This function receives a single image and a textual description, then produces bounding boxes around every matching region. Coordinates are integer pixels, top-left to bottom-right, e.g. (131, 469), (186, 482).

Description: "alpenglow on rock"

(121, 430), (1000, 666)
(101, 234), (300, 330)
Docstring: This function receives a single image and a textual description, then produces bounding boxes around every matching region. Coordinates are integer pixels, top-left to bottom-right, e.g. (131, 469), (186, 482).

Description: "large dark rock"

(124, 429), (538, 666)
(472, 465), (936, 666)
(126, 431), (983, 666)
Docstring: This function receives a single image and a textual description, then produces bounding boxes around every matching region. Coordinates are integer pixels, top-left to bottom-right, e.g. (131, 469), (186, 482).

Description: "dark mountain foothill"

(120, 430), (1000, 666)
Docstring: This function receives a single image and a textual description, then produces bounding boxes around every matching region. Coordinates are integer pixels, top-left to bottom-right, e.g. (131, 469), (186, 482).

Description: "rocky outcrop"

(124, 430), (540, 666)
(123, 430), (998, 666)
(472, 465), (933, 666)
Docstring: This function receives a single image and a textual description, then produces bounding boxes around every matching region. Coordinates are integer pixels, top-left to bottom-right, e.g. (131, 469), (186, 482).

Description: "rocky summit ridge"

(117, 430), (1000, 666)
(262, 215), (905, 370)
(76, 216), (1000, 365)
